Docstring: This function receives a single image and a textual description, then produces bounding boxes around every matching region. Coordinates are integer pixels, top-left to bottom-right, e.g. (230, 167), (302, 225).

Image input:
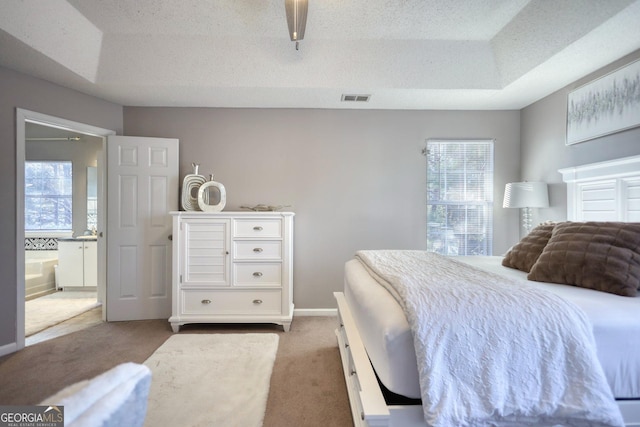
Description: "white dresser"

(169, 211), (294, 332)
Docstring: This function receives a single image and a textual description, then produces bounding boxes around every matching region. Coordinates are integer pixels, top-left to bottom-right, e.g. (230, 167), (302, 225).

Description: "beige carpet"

(143, 334), (279, 427)
(25, 291), (100, 337)
(0, 317), (352, 426)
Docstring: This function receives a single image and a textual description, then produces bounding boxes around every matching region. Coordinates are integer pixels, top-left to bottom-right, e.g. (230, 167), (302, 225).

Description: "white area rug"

(25, 291), (100, 337)
(143, 334), (279, 427)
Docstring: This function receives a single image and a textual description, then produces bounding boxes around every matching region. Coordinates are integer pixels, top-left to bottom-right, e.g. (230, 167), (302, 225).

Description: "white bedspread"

(355, 250), (624, 427)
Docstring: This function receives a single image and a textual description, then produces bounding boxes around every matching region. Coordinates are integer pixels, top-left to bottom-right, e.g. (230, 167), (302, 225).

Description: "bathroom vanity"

(57, 237), (97, 289)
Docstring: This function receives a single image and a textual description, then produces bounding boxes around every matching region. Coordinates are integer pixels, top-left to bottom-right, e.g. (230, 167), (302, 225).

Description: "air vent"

(341, 94), (371, 102)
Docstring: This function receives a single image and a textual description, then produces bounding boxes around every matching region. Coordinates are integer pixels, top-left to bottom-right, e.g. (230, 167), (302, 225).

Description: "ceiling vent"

(341, 94), (371, 102)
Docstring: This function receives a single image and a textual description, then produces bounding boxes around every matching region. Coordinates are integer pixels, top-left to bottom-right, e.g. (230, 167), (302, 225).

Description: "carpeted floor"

(0, 316), (353, 426)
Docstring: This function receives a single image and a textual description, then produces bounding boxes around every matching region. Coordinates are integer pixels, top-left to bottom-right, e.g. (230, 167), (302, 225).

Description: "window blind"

(426, 140), (494, 256)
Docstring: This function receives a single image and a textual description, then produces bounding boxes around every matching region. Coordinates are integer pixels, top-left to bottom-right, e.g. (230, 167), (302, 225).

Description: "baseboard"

(293, 308), (337, 317)
(0, 341), (18, 357)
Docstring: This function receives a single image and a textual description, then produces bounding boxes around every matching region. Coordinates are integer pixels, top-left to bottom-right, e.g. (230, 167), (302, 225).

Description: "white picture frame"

(566, 58), (640, 145)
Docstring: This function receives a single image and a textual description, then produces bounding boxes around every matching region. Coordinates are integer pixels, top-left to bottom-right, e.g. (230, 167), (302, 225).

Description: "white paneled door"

(107, 136), (179, 321)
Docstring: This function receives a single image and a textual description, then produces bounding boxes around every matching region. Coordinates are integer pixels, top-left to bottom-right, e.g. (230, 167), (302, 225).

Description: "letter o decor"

(197, 180), (227, 212)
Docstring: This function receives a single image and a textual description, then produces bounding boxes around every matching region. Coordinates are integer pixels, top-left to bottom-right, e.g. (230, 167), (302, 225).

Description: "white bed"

(345, 256), (640, 401)
(335, 155), (640, 427)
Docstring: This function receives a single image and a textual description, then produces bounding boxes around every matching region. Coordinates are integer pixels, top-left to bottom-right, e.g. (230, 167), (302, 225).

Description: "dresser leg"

(171, 324), (180, 333)
(282, 321), (291, 332)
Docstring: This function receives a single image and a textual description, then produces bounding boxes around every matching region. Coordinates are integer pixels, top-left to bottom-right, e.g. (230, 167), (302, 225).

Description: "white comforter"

(355, 250), (624, 427)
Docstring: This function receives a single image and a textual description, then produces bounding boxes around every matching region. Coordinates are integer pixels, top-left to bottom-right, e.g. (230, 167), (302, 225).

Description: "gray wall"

(521, 49), (640, 228)
(0, 65), (122, 349)
(124, 107), (521, 309)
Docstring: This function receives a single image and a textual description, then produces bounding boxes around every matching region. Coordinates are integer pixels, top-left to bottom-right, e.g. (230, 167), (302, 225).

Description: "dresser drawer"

(234, 219), (282, 238)
(181, 289), (281, 315)
(234, 263), (282, 286)
(234, 241), (282, 260)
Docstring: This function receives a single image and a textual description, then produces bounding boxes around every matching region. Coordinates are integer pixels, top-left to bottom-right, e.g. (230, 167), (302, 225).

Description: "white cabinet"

(57, 239), (97, 289)
(169, 211), (294, 332)
(83, 240), (97, 287)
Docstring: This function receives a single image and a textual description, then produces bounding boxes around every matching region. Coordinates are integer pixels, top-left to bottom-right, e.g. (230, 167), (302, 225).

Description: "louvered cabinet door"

(180, 219), (231, 288)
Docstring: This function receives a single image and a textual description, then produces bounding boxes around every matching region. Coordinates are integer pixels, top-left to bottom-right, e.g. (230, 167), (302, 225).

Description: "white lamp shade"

(503, 182), (549, 208)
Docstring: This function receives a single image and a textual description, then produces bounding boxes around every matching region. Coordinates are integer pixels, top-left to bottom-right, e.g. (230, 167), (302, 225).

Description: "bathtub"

(25, 251), (58, 299)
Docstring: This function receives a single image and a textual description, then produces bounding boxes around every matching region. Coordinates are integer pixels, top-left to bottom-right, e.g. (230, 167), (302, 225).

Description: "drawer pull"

(350, 370), (357, 376)
(253, 226), (263, 231)
(201, 299), (212, 304)
(253, 247), (263, 253)
(253, 299), (263, 305)
(253, 272), (263, 277)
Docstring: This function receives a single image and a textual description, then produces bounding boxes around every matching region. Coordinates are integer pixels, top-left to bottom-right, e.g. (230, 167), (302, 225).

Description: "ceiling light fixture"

(285, 0), (308, 51)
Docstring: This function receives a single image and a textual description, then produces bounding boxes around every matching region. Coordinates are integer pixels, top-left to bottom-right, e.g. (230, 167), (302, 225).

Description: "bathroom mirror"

(87, 166), (97, 229)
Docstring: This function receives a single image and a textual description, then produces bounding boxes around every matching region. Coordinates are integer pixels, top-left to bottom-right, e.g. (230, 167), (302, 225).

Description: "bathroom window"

(25, 161), (73, 231)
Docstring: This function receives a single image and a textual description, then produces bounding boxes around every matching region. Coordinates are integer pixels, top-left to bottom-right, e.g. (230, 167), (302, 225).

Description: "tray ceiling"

(1, 0), (639, 110)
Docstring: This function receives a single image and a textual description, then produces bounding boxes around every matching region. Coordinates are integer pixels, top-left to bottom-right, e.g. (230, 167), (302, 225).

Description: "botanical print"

(566, 59), (640, 145)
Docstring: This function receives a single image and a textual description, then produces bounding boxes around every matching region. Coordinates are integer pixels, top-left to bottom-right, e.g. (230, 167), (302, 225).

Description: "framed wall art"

(566, 58), (640, 145)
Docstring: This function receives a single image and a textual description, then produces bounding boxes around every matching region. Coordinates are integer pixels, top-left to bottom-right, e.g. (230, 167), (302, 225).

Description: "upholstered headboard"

(559, 155), (640, 222)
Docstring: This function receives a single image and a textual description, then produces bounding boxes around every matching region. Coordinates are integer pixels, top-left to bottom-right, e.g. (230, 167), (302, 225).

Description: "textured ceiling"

(1, 0), (640, 110)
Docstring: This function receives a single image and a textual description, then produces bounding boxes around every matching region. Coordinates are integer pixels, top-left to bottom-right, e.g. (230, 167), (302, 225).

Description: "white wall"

(124, 107), (521, 309)
(520, 49), (640, 233)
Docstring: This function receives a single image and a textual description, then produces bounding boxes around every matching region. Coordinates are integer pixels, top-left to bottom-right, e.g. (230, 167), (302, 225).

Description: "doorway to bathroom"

(15, 109), (177, 353)
(24, 122), (102, 341)
(17, 109), (115, 347)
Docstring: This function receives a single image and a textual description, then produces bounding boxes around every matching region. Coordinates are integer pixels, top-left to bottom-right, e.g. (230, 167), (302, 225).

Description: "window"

(426, 140), (494, 256)
(25, 161), (72, 231)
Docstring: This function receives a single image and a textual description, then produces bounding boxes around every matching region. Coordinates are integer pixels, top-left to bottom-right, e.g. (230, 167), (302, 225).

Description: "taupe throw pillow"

(502, 223), (556, 273)
(527, 222), (640, 297)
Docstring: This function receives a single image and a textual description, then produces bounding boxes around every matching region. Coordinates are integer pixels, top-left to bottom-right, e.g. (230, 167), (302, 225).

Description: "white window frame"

(426, 139), (494, 256)
(25, 160), (73, 233)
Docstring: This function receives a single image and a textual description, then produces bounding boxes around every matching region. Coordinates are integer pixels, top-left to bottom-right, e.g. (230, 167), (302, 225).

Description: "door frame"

(15, 108), (115, 350)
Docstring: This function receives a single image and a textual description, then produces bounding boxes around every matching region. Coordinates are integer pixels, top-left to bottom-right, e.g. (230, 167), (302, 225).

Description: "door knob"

(168, 234), (173, 241)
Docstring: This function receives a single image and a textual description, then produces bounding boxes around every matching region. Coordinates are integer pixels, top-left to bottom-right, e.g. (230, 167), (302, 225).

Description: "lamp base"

(521, 207), (533, 234)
